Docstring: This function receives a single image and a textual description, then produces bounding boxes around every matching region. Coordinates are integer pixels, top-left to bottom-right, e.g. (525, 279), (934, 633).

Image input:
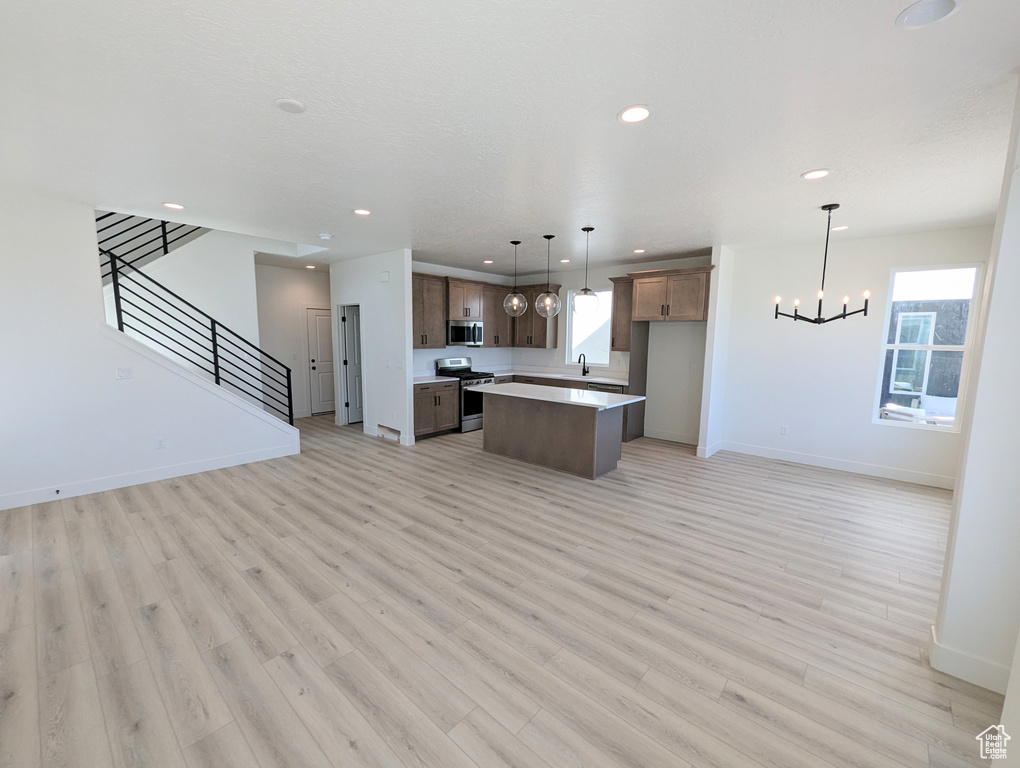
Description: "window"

(876, 267), (978, 429)
(566, 289), (613, 366)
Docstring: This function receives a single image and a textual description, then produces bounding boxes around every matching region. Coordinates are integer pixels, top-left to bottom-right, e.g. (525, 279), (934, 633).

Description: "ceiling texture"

(3, 0), (1019, 275)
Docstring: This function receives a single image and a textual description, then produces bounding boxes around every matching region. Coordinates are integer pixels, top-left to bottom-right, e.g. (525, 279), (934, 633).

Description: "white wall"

(721, 226), (992, 488)
(255, 265), (332, 419)
(698, 245), (736, 456)
(932, 85), (1020, 694)
(0, 193), (299, 511)
(330, 250), (414, 443)
(644, 322), (707, 445)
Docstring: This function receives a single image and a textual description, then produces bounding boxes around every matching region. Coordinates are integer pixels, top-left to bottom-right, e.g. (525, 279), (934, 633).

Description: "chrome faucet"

(578, 353), (590, 376)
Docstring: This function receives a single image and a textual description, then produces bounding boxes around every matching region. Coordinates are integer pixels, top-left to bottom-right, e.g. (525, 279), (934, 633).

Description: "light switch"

(116, 367), (133, 380)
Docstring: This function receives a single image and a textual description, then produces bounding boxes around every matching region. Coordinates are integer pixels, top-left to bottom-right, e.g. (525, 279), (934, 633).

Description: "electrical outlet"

(780, 426), (789, 436)
(156, 437), (167, 449)
(116, 367), (133, 380)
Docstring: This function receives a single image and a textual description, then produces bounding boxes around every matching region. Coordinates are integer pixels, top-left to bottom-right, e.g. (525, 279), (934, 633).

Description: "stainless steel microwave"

(447, 320), (483, 347)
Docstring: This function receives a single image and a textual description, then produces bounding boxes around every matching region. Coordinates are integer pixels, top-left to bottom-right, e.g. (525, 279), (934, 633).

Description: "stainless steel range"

(435, 357), (494, 432)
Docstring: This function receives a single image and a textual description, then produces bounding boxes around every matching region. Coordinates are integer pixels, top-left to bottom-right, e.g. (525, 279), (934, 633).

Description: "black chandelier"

(774, 203), (870, 325)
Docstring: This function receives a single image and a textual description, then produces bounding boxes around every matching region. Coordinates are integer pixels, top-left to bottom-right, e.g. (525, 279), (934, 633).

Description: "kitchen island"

(478, 382), (646, 479)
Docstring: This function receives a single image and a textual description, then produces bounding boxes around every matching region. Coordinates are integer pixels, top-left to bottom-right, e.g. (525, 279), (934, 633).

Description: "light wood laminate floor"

(0, 415), (1003, 768)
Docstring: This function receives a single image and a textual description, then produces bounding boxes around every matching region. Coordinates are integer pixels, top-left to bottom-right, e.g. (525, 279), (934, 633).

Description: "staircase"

(96, 211), (209, 282)
(98, 213), (294, 424)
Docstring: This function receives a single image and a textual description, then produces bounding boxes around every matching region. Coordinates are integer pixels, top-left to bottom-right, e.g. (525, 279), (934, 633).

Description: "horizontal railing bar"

(216, 349), (289, 395)
(99, 221), (162, 249)
(215, 333), (287, 378)
(215, 323), (291, 371)
(116, 260), (217, 324)
(95, 211), (118, 223)
(118, 273), (212, 329)
(119, 291), (214, 353)
(218, 371), (290, 412)
(122, 319), (216, 376)
(217, 357), (289, 400)
(109, 230), (168, 260)
(217, 371), (290, 413)
(97, 215), (148, 237)
(121, 226), (203, 269)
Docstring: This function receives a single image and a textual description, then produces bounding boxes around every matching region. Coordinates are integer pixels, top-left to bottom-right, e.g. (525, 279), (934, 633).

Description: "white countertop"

(477, 382), (645, 410)
(413, 375), (459, 384)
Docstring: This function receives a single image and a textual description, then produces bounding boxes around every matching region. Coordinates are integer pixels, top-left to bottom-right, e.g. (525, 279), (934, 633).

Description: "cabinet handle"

(611, 336), (615, 346)
(661, 304), (665, 316)
(666, 304), (670, 316)
(424, 334), (428, 344)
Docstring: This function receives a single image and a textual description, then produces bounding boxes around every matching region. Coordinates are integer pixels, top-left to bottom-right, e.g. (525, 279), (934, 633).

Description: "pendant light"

(774, 204), (870, 325)
(503, 240), (528, 316)
(535, 235), (562, 318)
(572, 226), (599, 317)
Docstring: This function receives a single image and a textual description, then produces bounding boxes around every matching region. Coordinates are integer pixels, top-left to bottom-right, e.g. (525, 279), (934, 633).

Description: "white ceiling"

(3, 0), (1018, 275)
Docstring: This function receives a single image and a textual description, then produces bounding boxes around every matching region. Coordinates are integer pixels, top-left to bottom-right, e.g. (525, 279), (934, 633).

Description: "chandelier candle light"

(572, 227), (599, 317)
(503, 240), (528, 317)
(774, 204), (870, 325)
(536, 235), (562, 318)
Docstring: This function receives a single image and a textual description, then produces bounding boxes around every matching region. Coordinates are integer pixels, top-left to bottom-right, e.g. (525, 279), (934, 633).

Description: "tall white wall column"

(932, 81), (1020, 695)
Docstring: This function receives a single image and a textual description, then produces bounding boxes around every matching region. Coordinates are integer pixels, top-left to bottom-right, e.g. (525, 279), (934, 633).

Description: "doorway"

(340, 304), (364, 424)
(306, 308), (335, 416)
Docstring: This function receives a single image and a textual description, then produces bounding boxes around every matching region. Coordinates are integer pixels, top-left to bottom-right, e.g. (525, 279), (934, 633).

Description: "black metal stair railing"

(107, 251), (294, 424)
(97, 211), (206, 279)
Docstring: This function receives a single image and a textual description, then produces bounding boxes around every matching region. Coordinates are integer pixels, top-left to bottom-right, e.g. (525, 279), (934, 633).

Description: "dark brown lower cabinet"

(414, 382), (458, 437)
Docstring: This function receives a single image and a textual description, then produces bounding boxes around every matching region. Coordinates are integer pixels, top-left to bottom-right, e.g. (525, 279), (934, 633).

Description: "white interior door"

(341, 305), (364, 424)
(306, 308), (335, 415)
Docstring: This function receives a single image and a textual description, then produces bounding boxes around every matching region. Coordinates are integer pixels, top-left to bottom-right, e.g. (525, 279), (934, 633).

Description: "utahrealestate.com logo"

(976, 725), (1010, 760)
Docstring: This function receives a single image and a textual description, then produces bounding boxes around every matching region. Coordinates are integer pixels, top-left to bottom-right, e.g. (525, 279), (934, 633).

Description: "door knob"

(311, 358), (316, 362)
(311, 366), (316, 370)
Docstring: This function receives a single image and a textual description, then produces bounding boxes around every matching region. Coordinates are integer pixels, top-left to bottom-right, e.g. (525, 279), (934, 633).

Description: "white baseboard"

(0, 325), (302, 511)
(697, 441), (724, 458)
(930, 625), (1011, 694)
(719, 440), (955, 489)
(643, 428), (699, 446)
(0, 442), (298, 511)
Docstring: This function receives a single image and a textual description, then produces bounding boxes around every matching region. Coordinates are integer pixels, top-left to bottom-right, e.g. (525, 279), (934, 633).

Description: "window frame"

(888, 311), (937, 396)
(872, 263), (983, 432)
(564, 288), (614, 368)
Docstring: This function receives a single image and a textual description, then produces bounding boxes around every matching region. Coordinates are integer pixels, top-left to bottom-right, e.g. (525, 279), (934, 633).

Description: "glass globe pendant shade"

(572, 287), (599, 317)
(535, 290), (561, 318)
(503, 291), (528, 317)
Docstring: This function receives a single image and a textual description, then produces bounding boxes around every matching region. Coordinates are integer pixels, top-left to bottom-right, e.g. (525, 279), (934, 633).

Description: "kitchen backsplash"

(413, 345), (513, 375)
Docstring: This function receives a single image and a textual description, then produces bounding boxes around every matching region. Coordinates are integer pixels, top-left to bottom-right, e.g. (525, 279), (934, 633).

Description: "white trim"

(871, 263), (984, 435)
(930, 625), (1011, 694)
(720, 440), (955, 489)
(564, 288), (613, 367)
(697, 441), (724, 458)
(1, 324), (301, 510)
(0, 443), (297, 511)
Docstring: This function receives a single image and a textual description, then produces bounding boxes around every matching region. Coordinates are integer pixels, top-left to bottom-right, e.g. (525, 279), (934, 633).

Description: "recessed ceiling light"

(618, 105), (650, 123)
(275, 98), (306, 114)
(319, 233), (333, 241)
(162, 202), (185, 210)
(830, 225), (849, 232)
(801, 169), (830, 180)
(305, 265), (316, 269)
(633, 249), (646, 254)
(353, 209), (371, 216)
(483, 260), (493, 264)
(560, 259), (571, 263)
(895, 0), (961, 29)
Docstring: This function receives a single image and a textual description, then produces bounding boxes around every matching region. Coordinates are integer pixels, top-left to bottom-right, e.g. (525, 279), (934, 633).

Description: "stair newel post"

(108, 251), (125, 332)
(210, 319), (221, 385)
(286, 367), (294, 425)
